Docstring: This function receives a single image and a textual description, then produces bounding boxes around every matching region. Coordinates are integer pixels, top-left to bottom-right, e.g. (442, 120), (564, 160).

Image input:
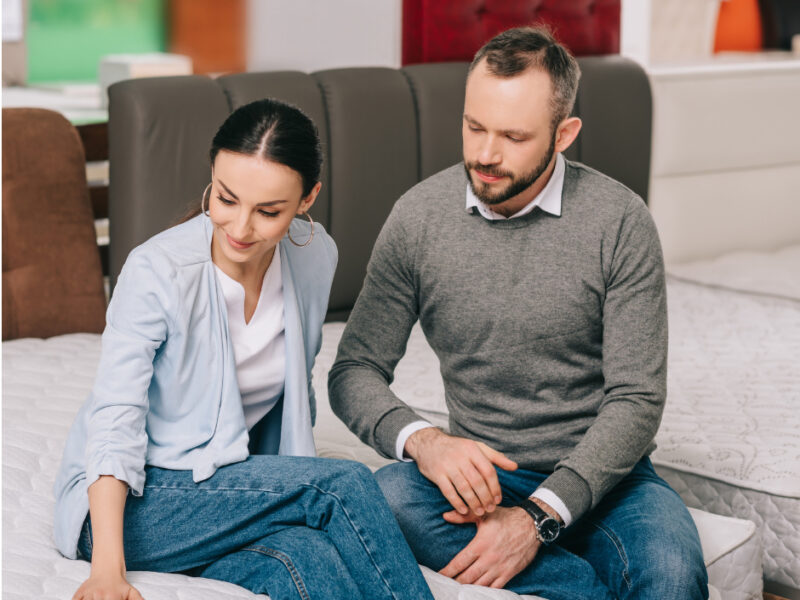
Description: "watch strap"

(517, 498), (561, 544)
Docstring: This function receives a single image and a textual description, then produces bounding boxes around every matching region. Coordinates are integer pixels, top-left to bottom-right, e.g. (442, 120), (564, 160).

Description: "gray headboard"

(108, 57), (651, 320)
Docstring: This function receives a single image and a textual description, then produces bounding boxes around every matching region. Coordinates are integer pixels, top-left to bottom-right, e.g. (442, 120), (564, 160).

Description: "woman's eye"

(217, 195), (235, 205)
(259, 210), (280, 218)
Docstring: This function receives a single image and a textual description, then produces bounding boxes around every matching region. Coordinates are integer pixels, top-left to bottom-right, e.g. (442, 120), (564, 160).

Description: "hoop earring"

(288, 212), (314, 247)
(201, 183), (212, 216)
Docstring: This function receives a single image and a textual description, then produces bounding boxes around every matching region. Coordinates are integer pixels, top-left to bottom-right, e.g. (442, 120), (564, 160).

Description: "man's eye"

(507, 135), (524, 143)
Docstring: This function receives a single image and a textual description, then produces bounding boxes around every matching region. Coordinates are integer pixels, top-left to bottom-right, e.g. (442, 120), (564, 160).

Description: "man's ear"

(554, 117), (582, 154)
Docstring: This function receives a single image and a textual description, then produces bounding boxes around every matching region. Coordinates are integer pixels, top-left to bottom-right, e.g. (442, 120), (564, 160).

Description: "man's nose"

(477, 136), (502, 165)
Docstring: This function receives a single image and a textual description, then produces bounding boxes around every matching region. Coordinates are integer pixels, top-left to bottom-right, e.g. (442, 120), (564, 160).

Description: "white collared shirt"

(396, 153), (573, 526)
(465, 152), (565, 220)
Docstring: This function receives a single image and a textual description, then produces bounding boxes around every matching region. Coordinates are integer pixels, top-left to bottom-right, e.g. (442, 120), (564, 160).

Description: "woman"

(54, 99), (434, 600)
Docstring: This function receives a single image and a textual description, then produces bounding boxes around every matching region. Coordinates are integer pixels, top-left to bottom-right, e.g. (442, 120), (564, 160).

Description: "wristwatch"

(517, 498), (562, 544)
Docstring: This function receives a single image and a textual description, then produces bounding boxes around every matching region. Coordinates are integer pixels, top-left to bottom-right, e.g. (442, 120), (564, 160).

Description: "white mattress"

(650, 246), (800, 589)
(2, 332), (740, 600)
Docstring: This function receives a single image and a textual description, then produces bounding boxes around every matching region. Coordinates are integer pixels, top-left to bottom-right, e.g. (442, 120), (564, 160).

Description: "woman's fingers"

(128, 586), (145, 600)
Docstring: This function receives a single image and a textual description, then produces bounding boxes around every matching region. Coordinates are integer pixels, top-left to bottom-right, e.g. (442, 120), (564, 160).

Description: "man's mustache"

(466, 162), (513, 179)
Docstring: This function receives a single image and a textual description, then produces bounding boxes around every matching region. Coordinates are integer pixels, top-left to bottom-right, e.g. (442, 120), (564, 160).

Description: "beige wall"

(247, 0), (402, 73)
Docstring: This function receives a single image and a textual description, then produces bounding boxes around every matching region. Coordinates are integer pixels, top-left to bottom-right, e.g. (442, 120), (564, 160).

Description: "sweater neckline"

(465, 163), (576, 229)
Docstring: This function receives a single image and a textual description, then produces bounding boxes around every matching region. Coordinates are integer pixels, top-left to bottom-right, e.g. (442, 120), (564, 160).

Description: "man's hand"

(404, 428), (518, 516)
(438, 505), (540, 588)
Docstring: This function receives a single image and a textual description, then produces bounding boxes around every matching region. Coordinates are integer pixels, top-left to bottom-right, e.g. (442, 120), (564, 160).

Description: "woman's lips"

(474, 169), (505, 183)
(226, 233), (255, 250)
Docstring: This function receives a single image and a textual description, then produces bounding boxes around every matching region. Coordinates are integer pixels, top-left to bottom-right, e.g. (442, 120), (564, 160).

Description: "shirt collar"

(465, 153), (564, 220)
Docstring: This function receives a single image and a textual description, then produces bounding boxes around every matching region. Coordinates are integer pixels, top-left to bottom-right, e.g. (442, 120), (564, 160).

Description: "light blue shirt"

(53, 214), (337, 558)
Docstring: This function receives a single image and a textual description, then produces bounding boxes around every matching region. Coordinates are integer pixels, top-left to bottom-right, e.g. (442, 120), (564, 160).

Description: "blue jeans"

(78, 456), (434, 600)
(375, 457), (708, 600)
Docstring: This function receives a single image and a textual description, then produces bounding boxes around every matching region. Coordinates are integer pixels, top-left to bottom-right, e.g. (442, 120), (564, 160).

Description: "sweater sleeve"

(84, 249), (172, 496)
(328, 201), (428, 458)
(538, 197), (668, 523)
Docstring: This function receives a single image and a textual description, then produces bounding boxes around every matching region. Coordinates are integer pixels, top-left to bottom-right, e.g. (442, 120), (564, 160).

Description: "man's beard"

(465, 133), (556, 206)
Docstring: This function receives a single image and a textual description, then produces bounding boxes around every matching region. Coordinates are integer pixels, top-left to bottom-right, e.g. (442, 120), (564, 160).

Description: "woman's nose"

(230, 210), (253, 240)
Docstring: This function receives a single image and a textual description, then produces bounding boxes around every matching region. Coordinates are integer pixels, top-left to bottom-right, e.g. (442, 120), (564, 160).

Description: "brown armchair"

(2, 108), (106, 340)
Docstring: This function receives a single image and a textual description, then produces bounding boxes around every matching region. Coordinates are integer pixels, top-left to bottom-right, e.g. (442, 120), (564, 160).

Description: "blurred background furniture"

(106, 58), (651, 318)
(401, 0), (621, 64)
(1, 108), (106, 340)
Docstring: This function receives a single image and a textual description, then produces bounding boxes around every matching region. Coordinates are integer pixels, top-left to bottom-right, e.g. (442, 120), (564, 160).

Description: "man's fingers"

(475, 570), (498, 588)
(490, 574), (512, 589)
(442, 509), (480, 524)
(454, 557), (493, 585)
(437, 477), (469, 514)
(478, 442), (518, 471)
(472, 455), (503, 505)
(463, 464), (496, 512)
(451, 472), (484, 515)
(439, 544), (479, 579)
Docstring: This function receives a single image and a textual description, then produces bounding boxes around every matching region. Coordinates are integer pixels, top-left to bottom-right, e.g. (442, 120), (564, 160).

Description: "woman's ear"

(298, 182), (322, 215)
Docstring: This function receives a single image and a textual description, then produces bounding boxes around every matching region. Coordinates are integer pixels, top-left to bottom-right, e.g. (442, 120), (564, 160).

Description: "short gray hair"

(469, 27), (581, 130)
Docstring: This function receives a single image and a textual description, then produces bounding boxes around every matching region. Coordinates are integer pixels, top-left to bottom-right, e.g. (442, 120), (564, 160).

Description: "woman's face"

(208, 150), (319, 270)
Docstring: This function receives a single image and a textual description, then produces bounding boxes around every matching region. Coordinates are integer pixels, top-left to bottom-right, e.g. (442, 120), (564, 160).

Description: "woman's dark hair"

(179, 98), (322, 224)
(210, 98), (322, 197)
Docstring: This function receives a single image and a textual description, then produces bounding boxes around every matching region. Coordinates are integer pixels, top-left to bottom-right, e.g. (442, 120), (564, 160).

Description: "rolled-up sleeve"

(84, 250), (173, 496)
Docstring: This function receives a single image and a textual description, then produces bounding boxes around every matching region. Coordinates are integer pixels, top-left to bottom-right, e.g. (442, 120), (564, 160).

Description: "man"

(328, 27), (708, 600)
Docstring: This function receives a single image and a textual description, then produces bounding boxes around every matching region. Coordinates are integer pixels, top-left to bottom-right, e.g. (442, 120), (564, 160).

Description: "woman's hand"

(79, 476), (139, 599)
(72, 572), (144, 600)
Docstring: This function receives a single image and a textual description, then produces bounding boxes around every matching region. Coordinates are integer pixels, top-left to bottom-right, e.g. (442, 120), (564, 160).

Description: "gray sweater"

(328, 161), (667, 522)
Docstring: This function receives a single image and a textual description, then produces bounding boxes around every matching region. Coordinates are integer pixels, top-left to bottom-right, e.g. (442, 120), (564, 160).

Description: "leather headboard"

(2, 108), (106, 340)
(403, 0), (621, 64)
(108, 57), (651, 319)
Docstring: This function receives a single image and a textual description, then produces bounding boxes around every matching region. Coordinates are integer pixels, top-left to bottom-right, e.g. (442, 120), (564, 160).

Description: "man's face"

(463, 61), (557, 206)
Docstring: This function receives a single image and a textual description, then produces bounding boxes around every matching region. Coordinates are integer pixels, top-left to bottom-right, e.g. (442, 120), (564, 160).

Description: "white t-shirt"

(214, 246), (285, 430)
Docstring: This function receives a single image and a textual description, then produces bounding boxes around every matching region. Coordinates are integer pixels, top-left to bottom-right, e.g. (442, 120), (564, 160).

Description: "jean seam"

(301, 482), (400, 600)
(590, 520), (632, 590)
(243, 545), (310, 600)
(140, 482), (400, 598)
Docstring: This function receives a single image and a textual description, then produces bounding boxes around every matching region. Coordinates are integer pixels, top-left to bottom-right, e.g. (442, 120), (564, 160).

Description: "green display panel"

(27, 0), (166, 83)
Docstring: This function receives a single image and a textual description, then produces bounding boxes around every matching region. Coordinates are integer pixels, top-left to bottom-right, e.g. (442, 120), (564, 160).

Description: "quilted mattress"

(5, 331), (749, 600)
(651, 246), (800, 591)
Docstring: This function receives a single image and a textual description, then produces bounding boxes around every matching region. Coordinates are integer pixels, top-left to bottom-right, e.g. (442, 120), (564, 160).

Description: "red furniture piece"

(402, 0), (621, 65)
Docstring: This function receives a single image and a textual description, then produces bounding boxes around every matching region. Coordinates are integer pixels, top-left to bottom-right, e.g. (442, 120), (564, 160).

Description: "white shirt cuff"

(531, 487), (573, 527)
(395, 421), (435, 461)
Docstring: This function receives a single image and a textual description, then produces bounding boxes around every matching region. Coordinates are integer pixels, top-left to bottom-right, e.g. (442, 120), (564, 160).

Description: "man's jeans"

(77, 456), (434, 600)
(376, 457), (708, 600)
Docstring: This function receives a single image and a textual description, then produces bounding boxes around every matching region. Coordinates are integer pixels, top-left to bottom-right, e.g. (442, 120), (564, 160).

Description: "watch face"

(539, 518), (560, 543)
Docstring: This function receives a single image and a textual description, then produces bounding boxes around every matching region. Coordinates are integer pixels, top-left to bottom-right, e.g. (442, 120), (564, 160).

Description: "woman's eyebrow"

(217, 179), (239, 200)
(218, 179), (289, 206)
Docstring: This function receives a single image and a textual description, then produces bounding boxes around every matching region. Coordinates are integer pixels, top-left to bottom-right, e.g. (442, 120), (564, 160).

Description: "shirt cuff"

(395, 420), (435, 461)
(531, 487), (573, 527)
